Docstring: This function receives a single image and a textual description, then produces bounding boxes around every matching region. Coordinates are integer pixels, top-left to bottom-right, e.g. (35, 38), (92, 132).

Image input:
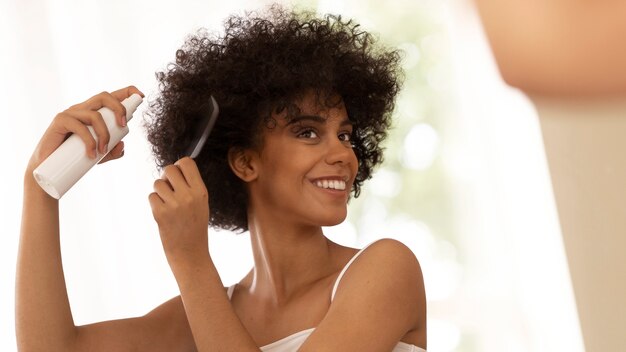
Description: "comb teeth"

(186, 96), (219, 158)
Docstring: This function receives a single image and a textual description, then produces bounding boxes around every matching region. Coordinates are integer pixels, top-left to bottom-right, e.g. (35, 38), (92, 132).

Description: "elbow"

(492, 54), (559, 96)
(487, 47), (535, 91)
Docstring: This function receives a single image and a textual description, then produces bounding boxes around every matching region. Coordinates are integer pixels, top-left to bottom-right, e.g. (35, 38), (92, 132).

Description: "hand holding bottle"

(28, 86), (144, 198)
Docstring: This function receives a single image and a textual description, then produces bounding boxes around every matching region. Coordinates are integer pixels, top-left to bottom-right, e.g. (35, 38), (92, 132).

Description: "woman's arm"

(299, 239), (426, 351)
(474, 0), (626, 96)
(73, 295), (196, 352)
(149, 157), (260, 351)
(16, 171), (77, 350)
(15, 87), (153, 351)
(170, 256), (260, 351)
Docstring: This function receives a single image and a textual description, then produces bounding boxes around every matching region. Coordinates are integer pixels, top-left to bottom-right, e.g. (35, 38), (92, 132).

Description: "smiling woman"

(16, 4), (426, 352)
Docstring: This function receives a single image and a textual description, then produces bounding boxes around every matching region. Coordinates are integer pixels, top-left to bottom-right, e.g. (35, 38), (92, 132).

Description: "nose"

(324, 136), (355, 166)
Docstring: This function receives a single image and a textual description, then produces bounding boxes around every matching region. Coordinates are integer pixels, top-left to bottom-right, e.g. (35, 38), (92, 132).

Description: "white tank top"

(227, 240), (427, 352)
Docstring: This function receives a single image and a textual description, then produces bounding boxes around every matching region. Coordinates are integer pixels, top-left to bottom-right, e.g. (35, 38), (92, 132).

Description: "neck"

(242, 210), (337, 306)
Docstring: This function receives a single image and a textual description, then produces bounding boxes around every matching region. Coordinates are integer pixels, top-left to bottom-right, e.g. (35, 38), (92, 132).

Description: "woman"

(16, 6), (426, 351)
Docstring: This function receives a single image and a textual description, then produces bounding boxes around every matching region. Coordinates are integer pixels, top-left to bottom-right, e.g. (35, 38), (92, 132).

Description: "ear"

(228, 147), (259, 182)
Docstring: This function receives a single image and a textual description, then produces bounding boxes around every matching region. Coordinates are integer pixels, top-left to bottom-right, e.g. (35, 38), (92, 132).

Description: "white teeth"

(313, 179), (346, 191)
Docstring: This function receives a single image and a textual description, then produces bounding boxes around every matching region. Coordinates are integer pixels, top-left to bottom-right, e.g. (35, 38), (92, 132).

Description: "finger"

(75, 91), (128, 128)
(69, 109), (110, 154)
(175, 157), (207, 191)
(98, 141), (124, 164)
(57, 113), (98, 158)
(148, 192), (165, 215)
(110, 85), (144, 100)
(161, 164), (189, 191)
(153, 178), (176, 203)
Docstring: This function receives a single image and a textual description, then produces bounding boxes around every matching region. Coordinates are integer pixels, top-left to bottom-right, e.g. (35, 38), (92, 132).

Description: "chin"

(299, 202), (348, 227)
(316, 212), (348, 227)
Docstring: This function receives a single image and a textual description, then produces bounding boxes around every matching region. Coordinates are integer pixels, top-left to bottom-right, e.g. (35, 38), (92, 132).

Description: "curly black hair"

(144, 5), (402, 233)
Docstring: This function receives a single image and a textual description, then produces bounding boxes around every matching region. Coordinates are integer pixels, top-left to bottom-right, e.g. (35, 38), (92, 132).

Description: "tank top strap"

(330, 240), (382, 302)
(227, 284), (236, 300)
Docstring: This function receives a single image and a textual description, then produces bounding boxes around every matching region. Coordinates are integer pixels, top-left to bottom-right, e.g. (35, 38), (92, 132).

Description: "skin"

(16, 87), (426, 351)
(474, 0), (626, 97)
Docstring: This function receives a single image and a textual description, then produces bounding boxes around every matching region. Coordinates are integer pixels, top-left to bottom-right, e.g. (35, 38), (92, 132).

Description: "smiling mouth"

(313, 179), (347, 191)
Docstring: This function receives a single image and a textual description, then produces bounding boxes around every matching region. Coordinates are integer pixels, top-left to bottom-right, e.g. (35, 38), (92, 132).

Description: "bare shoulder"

(361, 238), (422, 269)
(361, 239), (426, 329)
(302, 238), (426, 350)
(343, 238), (425, 293)
(74, 295), (196, 352)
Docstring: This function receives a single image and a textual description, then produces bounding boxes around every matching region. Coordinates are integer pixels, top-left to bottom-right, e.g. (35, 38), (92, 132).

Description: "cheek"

(260, 153), (308, 189)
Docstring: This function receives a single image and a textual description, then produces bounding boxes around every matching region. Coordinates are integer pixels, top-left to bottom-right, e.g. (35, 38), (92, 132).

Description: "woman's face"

(250, 93), (359, 228)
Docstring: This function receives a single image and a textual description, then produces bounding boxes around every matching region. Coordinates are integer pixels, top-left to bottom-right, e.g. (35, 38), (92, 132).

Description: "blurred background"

(0, 0), (584, 351)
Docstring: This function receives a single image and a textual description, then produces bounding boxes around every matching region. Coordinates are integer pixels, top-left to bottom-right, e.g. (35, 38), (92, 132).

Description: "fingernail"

(122, 115), (127, 127)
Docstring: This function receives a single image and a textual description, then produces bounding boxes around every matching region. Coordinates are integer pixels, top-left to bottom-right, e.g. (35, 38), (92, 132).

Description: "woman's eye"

(297, 129), (318, 139)
(339, 132), (352, 142)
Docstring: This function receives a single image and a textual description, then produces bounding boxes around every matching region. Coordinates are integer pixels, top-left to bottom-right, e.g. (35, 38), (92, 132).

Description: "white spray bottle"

(33, 94), (144, 199)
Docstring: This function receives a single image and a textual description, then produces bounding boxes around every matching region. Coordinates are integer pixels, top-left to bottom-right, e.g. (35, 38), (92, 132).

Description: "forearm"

(15, 171), (77, 351)
(172, 257), (259, 352)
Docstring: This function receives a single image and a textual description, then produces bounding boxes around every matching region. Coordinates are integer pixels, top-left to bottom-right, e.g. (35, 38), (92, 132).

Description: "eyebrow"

(286, 115), (354, 127)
